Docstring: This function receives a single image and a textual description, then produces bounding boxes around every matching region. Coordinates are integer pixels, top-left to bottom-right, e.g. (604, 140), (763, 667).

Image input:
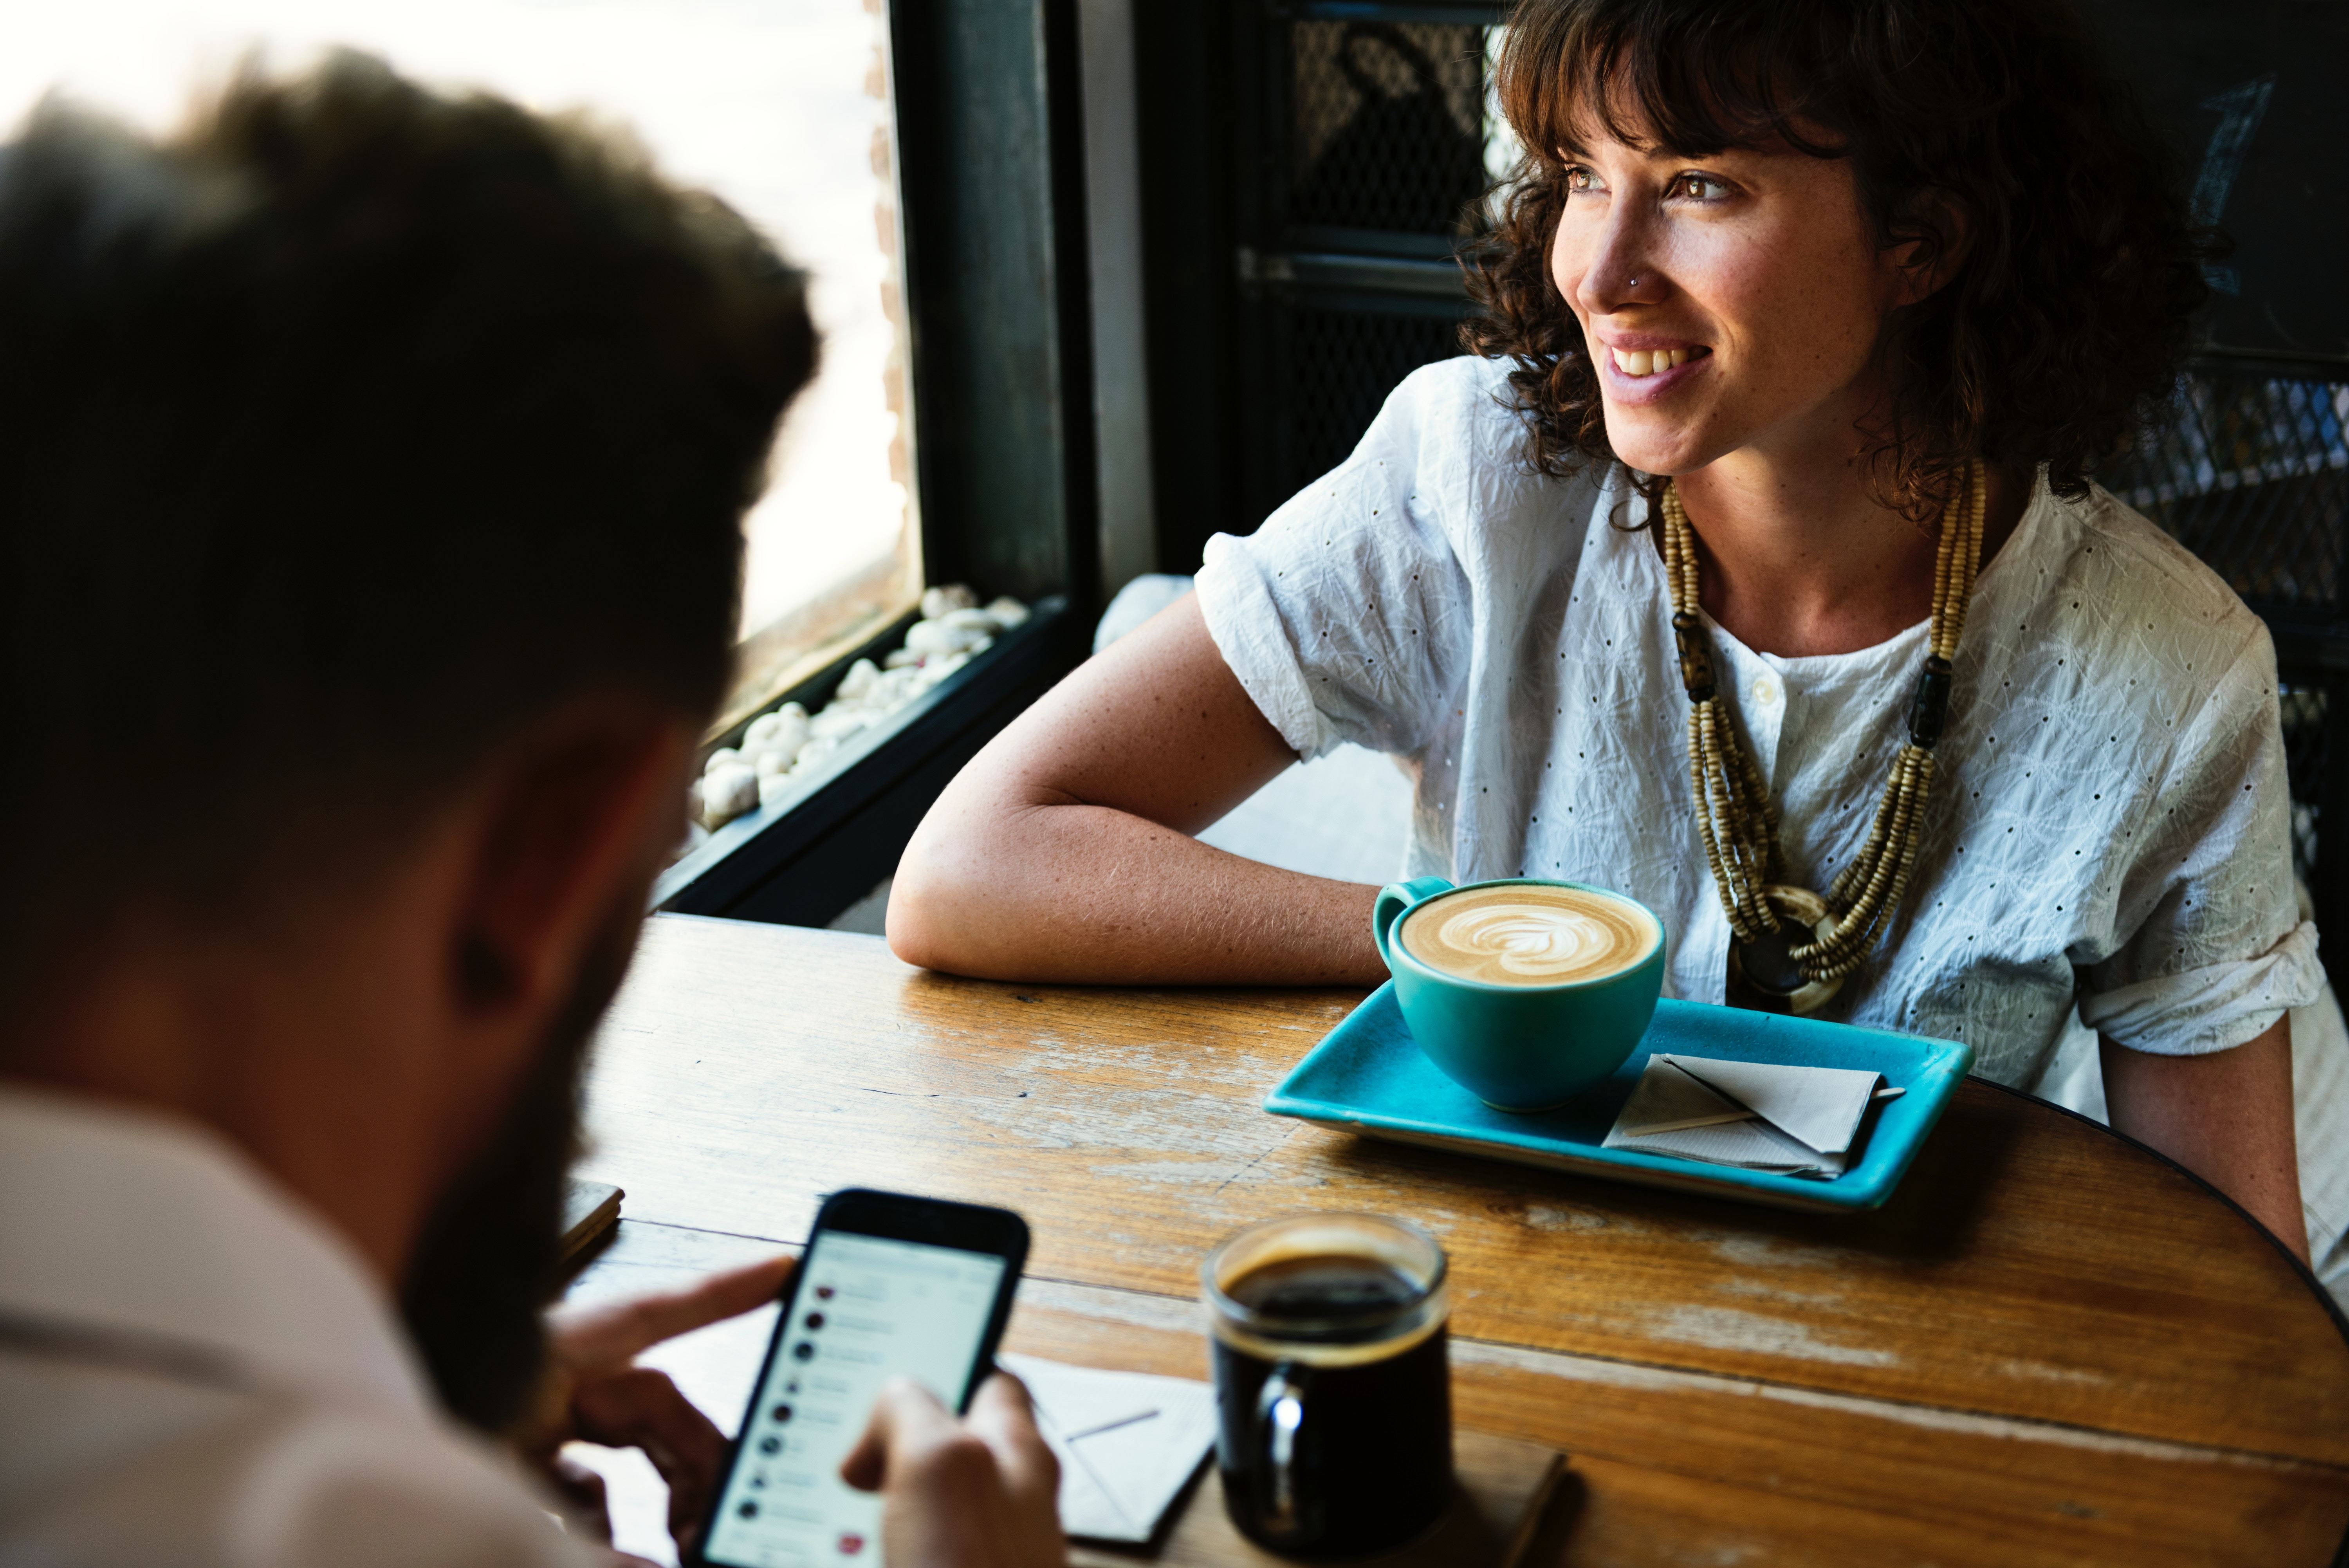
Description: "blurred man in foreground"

(0, 58), (1059, 1566)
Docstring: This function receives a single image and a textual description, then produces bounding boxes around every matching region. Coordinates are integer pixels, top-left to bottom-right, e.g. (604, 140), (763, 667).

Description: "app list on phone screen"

(704, 1232), (1007, 1568)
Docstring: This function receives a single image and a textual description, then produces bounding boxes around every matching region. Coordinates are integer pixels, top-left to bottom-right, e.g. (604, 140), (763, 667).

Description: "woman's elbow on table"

(886, 740), (1072, 977)
(886, 808), (999, 975)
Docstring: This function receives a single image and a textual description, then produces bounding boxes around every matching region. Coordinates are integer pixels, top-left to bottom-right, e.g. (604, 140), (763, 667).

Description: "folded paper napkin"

(1600, 1054), (1887, 1178)
(999, 1352), (1218, 1543)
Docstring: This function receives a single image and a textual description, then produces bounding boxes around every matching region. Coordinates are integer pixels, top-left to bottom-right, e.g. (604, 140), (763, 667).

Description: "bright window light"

(0, 0), (917, 724)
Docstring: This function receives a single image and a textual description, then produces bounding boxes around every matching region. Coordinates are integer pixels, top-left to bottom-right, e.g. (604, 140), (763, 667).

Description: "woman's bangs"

(1503, 4), (1841, 165)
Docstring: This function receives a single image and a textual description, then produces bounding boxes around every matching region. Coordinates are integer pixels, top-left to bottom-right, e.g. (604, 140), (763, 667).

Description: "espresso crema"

(1398, 884), (1656, 986)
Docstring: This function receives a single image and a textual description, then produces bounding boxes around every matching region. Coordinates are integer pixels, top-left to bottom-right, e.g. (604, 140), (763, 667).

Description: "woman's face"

(1549, 121), (1910, 478)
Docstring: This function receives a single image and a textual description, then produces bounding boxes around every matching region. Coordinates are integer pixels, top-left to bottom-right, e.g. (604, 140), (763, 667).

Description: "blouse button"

(1752, 675), (1782, 707)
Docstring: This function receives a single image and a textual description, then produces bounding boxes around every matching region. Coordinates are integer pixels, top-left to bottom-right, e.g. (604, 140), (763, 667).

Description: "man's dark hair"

(1462, 0), (2210, 522)
(0, 55), (816, 988)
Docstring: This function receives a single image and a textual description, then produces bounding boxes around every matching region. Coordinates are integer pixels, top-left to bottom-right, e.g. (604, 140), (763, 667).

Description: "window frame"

(660, 0), (1101, 926)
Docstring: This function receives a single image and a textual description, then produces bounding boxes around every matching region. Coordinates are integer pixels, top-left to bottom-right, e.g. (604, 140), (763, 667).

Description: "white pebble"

(744, 712), (787, 748)
(703, 746), (744, 779)
(758, 773), (795, 810)
(938, 607), (996, 633)
(794, 734), (842, 772)
(984, 595), (1029, 628)
(809, 706), (870, 740)
(837, 657), (880, 702)
(906, 618), (991, 658)
(752, 745), (796, 779)
(922, 583), (979, 619)
(885, 647), (920, 669)
(698, 764), (758, 828)
(764, 712), (810, 759)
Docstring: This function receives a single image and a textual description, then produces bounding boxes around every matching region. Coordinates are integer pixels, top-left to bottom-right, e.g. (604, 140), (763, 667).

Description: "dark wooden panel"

(2075, 0), (2349, 365)
(892, 0), (1100, 605)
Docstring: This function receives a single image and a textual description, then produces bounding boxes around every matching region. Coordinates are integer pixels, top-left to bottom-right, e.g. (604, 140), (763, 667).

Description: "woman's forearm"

(2101, 1019), (2308, 1264)
(889, 792), (1385, 985)
(889, 594), (1389, 986)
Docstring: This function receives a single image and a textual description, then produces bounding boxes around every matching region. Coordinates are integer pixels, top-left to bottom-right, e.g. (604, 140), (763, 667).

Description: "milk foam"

(1398, 885), (1654, 986)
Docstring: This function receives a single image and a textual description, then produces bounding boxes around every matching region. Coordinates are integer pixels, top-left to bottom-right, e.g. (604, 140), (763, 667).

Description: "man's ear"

(447, 697), (696, 1024)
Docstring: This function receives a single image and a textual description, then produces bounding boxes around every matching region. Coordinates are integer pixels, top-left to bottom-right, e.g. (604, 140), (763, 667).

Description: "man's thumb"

(840, 1377), (952, 1493)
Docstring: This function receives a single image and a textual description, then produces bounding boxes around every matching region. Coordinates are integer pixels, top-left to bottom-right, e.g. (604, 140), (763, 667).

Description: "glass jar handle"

(1254, 1361), (1310, 1536)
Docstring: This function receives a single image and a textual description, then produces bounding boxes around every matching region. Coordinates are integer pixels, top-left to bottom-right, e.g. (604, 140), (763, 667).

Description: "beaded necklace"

(1660, 459), (1985, 1014)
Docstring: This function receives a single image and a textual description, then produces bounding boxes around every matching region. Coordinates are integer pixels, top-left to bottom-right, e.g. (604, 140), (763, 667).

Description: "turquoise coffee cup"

(1373, 877), (1667, 1112)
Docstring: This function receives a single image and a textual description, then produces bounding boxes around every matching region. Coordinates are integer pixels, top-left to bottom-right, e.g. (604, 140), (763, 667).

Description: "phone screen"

(702, 1228), (1011, 1568)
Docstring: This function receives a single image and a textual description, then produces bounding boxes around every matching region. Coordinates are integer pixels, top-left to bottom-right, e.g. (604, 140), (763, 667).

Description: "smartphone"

(698, 1188), (1031, 1568)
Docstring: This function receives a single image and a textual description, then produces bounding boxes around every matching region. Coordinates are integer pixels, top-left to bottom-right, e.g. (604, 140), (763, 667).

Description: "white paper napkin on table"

(1601, 1054), (1885, 1178)
(999, 1353), (1218, 1543)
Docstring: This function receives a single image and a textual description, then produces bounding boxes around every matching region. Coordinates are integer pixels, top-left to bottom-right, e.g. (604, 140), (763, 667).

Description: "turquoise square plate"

(1264, 985), (1974, 1213)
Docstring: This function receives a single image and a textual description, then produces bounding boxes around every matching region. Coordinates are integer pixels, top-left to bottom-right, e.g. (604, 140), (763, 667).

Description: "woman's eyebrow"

(1555, 122), (1737, 163)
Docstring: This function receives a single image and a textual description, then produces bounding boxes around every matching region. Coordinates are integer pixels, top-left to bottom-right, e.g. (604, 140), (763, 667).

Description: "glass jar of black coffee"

(1202, 1214), (1452, 1557)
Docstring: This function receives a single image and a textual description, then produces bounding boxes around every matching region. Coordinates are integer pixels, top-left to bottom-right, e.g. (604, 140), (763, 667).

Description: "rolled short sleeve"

(2078, 624), (2324, 1054)
(1194, 362), (1476, 762)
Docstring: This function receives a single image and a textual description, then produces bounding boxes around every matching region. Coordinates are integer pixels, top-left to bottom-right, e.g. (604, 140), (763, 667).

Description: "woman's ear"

(1889, 188), (1973, 307)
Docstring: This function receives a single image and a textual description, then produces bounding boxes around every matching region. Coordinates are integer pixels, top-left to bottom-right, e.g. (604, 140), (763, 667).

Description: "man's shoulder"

(0, 1354), (595, 1566)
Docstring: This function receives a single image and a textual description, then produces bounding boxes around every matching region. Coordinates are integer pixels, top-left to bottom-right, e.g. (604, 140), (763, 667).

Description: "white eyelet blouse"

(1196, 355), (2322, 1087)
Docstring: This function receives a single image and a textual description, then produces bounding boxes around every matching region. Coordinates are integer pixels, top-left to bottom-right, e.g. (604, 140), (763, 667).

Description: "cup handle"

(1255, 1362), (1311, 1536)
(1373, 877), (1455, 967)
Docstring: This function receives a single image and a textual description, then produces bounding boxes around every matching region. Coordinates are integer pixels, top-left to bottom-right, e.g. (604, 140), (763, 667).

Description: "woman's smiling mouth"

(1597, 339), (1713, 404)
(1609, 344), (1710, 376)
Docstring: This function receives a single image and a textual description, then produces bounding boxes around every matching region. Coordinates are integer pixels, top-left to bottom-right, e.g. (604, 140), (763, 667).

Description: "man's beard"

(397, 901), (640, 1433)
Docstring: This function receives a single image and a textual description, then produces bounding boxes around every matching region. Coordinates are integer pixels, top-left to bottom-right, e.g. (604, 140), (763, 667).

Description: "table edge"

(1966, 1074), (2349, 1351)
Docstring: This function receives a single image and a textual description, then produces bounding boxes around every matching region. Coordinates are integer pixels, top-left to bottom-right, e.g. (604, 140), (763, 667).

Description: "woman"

(889, 0), (2321, 1257)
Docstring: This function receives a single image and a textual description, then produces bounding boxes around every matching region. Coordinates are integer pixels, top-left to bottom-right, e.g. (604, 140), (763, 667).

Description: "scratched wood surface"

(1067, 1428), (1563, 1568)
(571, 915), (2349, 1566)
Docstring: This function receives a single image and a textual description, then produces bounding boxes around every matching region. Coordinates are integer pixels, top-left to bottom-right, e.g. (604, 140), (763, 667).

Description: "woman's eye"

(1669, 173), (1730, 202)
(1564, 165), (1604, 194)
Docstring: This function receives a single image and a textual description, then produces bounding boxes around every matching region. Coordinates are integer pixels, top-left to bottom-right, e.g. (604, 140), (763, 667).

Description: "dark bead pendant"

(1734, 926), (1809, 996)
(1724, 886), (1844, 1017)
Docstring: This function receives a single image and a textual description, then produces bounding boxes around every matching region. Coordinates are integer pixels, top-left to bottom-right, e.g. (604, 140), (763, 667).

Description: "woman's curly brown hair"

(1460, 0), (2214, 521)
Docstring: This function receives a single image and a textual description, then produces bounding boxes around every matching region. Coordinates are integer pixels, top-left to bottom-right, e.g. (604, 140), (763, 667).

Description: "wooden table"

(567, 915), (2349, 1566)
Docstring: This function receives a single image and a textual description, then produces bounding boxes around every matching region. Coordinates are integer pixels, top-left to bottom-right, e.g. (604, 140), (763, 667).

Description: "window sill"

(655, 594), (1078, 926)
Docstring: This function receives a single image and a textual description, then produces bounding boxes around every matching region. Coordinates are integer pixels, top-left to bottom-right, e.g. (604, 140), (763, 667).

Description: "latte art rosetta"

(1398, 885), (1655, 987)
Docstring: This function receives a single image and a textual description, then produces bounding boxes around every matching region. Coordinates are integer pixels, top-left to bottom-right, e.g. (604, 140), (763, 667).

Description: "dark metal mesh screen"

(1288, 306), (1466, 491)
(2280, 683), (2329, 891)
(1288, 20), (1488, 234)
(2104, 375), (2349, 615)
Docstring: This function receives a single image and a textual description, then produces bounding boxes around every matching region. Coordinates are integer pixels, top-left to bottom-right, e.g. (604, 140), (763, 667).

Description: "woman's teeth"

(1610, 346), (1702, 376)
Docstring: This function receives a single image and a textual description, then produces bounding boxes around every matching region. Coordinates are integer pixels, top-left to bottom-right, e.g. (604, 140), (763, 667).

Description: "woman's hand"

(2102, 1018), (2309, 1265)
(522, 1254), (796, 1556)
(841, 1373), (1064, 1568)
(887, 593), (1387, 986)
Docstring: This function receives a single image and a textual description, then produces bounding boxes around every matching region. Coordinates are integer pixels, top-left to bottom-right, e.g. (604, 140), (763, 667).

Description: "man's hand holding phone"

(523, 1260), (1063, 1568)
(843, 1373), (1065, 1568)
(529, 1191), (1058, 1568)
(527, 1256), (799, 1556)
